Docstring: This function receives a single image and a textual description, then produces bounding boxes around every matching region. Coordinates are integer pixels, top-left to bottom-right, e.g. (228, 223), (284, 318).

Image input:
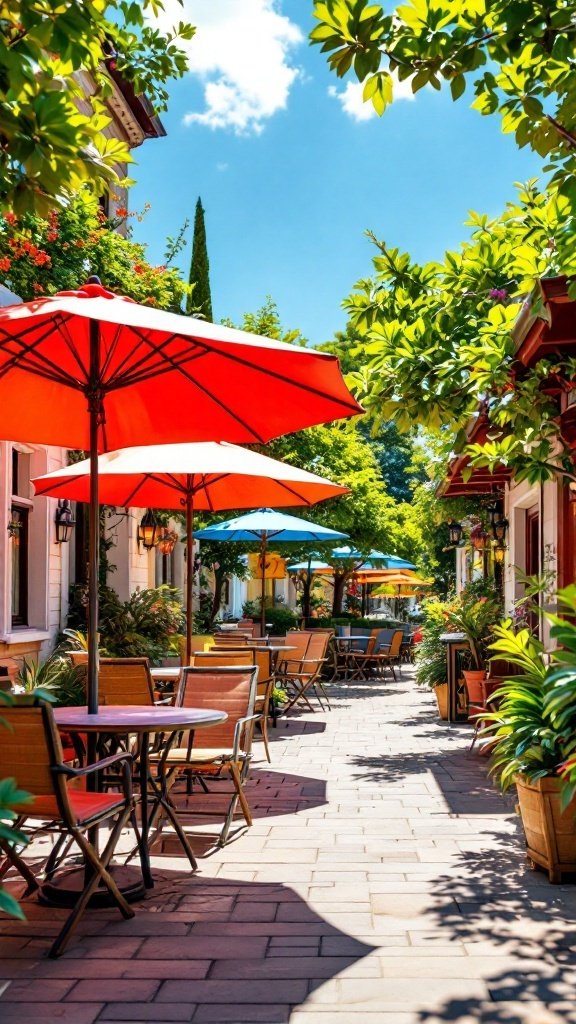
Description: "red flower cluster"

(0, 257), (11, 272)
(133, 263), (144, 275)
(3, 212), (17, 226)
(115, 207), (129, 219)
(5, 237), (52, 266)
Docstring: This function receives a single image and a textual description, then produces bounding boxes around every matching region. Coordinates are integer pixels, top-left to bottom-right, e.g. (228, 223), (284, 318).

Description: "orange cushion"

(14, 790), (125, 824)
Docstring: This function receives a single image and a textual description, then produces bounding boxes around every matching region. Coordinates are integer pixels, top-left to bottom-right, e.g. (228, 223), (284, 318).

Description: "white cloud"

(216, 162), (229, 172)
(156, 1), (303, 135)
(329, 75), (415, 122)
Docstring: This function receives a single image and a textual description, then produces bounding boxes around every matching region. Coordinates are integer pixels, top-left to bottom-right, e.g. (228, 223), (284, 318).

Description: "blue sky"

(131, 1), (540, 346)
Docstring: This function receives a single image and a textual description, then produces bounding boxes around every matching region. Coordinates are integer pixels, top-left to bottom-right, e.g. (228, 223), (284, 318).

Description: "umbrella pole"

(260, 535), (267, 637)
(185, 494), (194, 665)
(87, 320), (101, 716)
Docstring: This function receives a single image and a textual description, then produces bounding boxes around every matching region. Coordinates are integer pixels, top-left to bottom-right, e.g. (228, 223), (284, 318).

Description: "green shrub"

(67, 583), (185, 662)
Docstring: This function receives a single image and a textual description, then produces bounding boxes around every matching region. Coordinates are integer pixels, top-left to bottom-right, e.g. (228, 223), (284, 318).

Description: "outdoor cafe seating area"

(0, 619), (415, 958)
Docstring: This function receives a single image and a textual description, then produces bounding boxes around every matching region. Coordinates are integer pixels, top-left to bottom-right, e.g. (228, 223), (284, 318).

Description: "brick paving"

(2, 667), (576, 1022)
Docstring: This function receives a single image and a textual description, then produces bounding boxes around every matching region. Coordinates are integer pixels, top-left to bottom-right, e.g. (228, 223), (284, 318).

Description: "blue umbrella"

(331, 545), (416, 570)
(195, 508), (348, 631)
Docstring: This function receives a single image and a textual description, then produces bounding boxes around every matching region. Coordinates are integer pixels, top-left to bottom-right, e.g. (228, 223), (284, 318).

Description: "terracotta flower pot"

(516, 775), (576, 883)
(434, 682), (448, 720)
(463, 669), (486, 705)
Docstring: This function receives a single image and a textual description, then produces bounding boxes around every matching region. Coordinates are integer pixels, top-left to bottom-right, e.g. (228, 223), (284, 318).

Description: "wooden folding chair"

(152, 665), (259, 846)
(278, 631), (331, 714)
(0, 702), (138, 958)
(367, 629), (404, 680)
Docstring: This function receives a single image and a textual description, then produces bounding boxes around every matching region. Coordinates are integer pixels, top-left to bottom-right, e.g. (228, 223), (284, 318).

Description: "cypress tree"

(187, 196), (213, 320)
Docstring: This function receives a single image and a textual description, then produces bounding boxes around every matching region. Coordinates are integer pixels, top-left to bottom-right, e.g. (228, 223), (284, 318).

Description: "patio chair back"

(178, 665), (258, 750)
(213, 646), (272, 686)
(388, 630), (404, 659)
(305, 631), (330, 661)
(349, 626), (372, 653)
(98, 658), (155, 705)
(374, 628), (395, 652)
(0, 702), (65, 812)
(336, 625), (351, 637)
(282, 631), (313, 662)
(194, 650), (253, 669)
(212, 633), (250, 646)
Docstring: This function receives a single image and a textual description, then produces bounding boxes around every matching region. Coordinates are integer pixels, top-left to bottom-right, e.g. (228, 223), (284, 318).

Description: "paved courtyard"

(1, 668), (576, 1023)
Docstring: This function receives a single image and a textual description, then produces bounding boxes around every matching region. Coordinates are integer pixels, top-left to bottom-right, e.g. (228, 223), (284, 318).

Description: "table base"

(39, 865), (146, 908)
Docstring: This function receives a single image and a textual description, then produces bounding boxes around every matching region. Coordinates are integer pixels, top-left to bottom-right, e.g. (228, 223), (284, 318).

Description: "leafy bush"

(67, 583), (185, 662)
(264, 606), (298, 633)
(415, 598), (458, 690)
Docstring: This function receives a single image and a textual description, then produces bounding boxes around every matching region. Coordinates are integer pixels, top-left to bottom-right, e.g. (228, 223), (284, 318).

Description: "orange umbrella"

(354, 570), (431, 586)
(33, 442), (349, 661)
(0, 280), (361, 711)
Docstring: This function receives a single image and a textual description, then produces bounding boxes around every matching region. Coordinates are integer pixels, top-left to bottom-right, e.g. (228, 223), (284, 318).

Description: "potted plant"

(446, 594), (501, 704)
(415, 598), (456, 719)
(484, 590), (576, 883)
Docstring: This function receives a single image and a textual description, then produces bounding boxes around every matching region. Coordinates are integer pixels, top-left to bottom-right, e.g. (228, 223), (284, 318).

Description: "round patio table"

(52, 705), (226, 900)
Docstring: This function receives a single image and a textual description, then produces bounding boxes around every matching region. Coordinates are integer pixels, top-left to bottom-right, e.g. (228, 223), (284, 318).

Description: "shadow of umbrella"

(0, 871), (376, 1023)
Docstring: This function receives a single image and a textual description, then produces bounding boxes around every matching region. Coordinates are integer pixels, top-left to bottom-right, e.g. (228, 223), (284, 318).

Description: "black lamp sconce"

(55, 500), (76, 544)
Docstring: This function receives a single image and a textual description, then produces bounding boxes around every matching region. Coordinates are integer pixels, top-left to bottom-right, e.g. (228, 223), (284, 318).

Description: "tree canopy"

(327, 181), (576, 487)
(1, 1), (195, 214)
(311, 0), (576, 207)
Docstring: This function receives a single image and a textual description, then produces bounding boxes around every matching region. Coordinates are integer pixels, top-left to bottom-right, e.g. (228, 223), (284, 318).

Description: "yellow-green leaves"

(363, 71), (393, 113)
(1, 1), (195, 213)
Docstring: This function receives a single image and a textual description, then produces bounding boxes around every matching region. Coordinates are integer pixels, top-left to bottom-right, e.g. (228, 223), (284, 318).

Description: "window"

(10, 505), (28, 626)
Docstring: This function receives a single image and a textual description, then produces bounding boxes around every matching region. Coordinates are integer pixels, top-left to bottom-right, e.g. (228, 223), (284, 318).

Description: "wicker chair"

(0, 701), (138, 958)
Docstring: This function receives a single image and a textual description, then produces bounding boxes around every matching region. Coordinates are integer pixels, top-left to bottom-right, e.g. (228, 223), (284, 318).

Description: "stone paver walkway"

(2, 668), (576, 1023)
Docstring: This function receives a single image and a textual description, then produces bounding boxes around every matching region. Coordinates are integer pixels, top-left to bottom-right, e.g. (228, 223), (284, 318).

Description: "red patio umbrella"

(0, 281), (361, 709)
(33, 441), (349, 662)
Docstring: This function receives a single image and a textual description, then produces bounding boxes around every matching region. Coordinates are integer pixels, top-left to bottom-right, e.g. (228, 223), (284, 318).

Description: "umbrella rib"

(201, 475), (216, 514)
(121, 475), (155, 507)
(269, 480), (325, 506)
(0, 321), (84, 388)
(107, 331), (204, 387)
(55, 314), (89, 378)
(99, 323), (125, 382)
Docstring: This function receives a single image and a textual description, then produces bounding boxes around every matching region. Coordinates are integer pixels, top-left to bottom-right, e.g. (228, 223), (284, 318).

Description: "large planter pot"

(463, 669), (486, 706)
(434, 682), (448, 720)
(516, 775), (576, 884)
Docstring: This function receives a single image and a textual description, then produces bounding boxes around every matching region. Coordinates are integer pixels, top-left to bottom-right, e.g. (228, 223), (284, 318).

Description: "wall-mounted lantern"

(55, 500), (76, 544)
(138, 508), (159, 550)
(493, 541), (507, 565)
(447, 520), (463, 546)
